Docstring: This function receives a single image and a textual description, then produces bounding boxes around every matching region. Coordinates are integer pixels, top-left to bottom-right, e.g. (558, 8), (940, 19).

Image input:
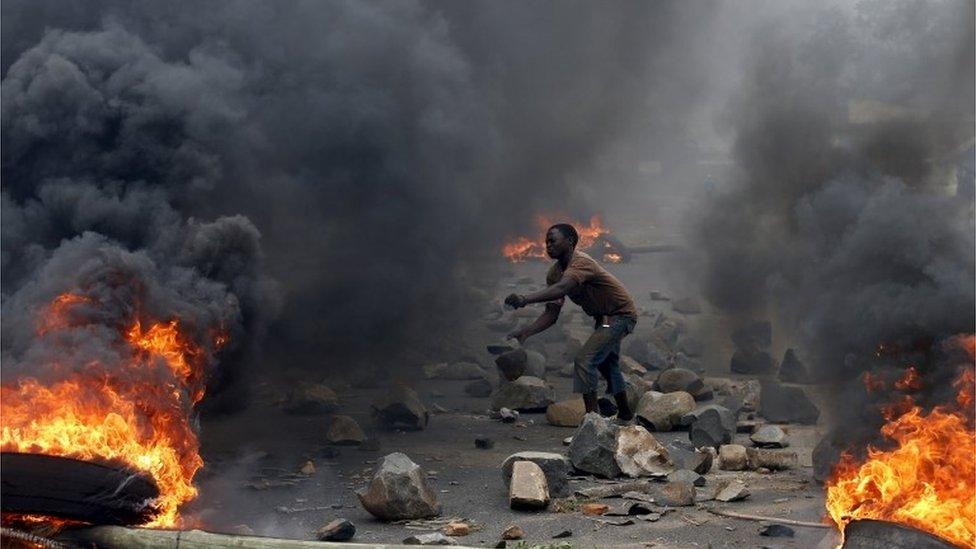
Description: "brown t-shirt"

(546, 251), (637, 318)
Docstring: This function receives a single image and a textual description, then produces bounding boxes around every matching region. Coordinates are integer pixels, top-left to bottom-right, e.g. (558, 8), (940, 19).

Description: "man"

(505, 223), (638, 421)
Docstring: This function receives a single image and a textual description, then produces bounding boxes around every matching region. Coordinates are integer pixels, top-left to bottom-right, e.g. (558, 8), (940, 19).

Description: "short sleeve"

(562, 255), (596, 285)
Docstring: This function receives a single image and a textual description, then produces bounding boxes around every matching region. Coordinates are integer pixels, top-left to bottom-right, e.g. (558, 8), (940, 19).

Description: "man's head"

(546, 223), (578, 258)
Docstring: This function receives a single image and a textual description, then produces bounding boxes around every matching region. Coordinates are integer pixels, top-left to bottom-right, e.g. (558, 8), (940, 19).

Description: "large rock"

(655, 368), (704, 394)
(464, 378), (493, 398)
(282, 383), (339, 415)
(357, 453), (440, 520)
(665, 440), (713, 474)
(615, 425), (673, 477)
(372, 386), (429, 430)
(778, 348), (811, 383)
(317, 519), (356, 541)
(730, 346), (775, 374)
(327, 415), (365, 445)
(619, 355), (647, 376)
(635, 391), (695, 432)
(568, 413), (622, 478)
(423, 361), (486, 380)
(546, 399), (586, 427)
(760, 380), (819, 424)
(731, 320), (772, 349)
(750, 425), (789, 448)
(490, 376), (554, 412)
(689, 406), (735, 449)
(495, 349), (528, 381)
(501, 452), (572, 497)
(707, 377), (761, 412)
(718, 444), (749, 471)
(509, 461), (549, 509)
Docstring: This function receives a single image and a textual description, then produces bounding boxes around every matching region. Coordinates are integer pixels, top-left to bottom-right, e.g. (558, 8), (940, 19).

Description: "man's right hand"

(504, 293), (528, 309)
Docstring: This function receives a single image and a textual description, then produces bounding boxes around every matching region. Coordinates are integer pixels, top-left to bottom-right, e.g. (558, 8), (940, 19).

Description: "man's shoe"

(613, 414), (634, 426)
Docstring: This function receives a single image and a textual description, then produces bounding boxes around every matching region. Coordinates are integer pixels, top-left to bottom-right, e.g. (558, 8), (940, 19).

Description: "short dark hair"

(547, 223), (579, 247)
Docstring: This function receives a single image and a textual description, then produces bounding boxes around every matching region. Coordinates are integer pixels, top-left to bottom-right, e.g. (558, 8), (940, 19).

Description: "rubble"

(492, 407), (519, 423)
(545, 398), (585, 427)
(759, 380), (819, 424)
(635, 391), (695, 431)
(509, 460), (550, 510)
(326, 415), (365, 445)
(464, 378), (493, 398)
(665, 440), (713, 474)
(718, 444), (749, 471)
(713, 479), (750, 502)
(282, 382), (339, 415)
(372, 385), (429, 430)
(778, 348), (810, 383)
(495, 349), (528, 381)
(746, 448), (798, 471)
(501, 524), (524, 540)
(490, 376), (554, 412)
(581, 503), (610, 516)
(657, 480), (695, 506)
(668, 469), (706, 487)
(655, 368), (704, 394)
(568, 414), (672, 478)
(615, 425), (673, 477)
(688, 406), (736, 449)
(707, 377), (761, 412)
(316, 518), (356, 541)
(730, 346), (775, 374)
(501, 451), (572, 497)
(356, 453), (440, 521)
(443, 522), (469, 536)
(750, 425), (789, 448)
(403, 532), (457, 545)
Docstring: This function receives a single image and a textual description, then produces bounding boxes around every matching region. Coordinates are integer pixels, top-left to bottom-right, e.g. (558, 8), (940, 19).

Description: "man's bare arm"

(504, 275), (578, 309)
(508, 302), (561, 344)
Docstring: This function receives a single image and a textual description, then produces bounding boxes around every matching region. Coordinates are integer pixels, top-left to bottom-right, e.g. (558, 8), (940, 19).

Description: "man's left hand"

(504, 293), (528, 309)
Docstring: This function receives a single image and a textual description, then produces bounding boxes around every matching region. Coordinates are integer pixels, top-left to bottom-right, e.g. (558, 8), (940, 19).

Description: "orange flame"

(826, 336), (976, 548)
(894, 366), (922, 391)
(0, 293), (224, 527)
(501, 215), (609, 262)
(862, 371), (886, 394)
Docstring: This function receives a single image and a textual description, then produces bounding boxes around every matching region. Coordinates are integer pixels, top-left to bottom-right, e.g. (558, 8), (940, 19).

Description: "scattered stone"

(300, 460), (316, 475)
(657, 481), (695, 507)
(464, 378), (493, 398)
(730, 346), (775, 375)
(668, 469), (705, 487)
(759, 524), (795, 538)
(714, 479), (750, 502)
(707, 377), (762, 412)
(553, 530), (572, 538)
(760, 380), (820, 425)
(475, 438), (494, 450)
(615, 425), (673, 477)
(597, 397), (618, 417)
(316, 518), (355, 542)
(495, 349), (528, 381)
(372, 386), (429, 430)
(746, 448), (798, 471)
(581, 503), (610, 516)
(635, 391), (695, 431)
(546, 399), (585, 427)
(562, 436), (572, 445)
(443, 522), (470, 537)
(568, 413), (621, 478)
(495, 408), (519, 423)
(501, 452), (572, 497)
(501, 524), (524, 540)
(718, 444), (749, 471)
(778, 348), (810, 383)
(282, 383), (339, 415)
(490, 376), (554, 412)
(665, 440), (713, 474)
(655, 368), (704, 394)
(403, 532), (457, 545)
(750, 425), (789, 448)
(509, 461), (550, 510)
(327, 415), (366, 445)
(689, 406), (735, 449)
(672, 297), (701, 314)
(356, 453), (440, 521)
(731, 320), (772, 349)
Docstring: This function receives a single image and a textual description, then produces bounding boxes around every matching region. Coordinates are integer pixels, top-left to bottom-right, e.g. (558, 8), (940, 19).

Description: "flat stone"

(718, 444), (749, 471)
(730, 346), (775, 374)
(778, 348), (811, 383)
(464, 378), (493, 398)
(665, 440), (713, 474)
(688, 406), (736, 449)
(746, 448), (798, 470)
(509, 461), (550, 509)
(495, 349), (528, 381)
(316, 518), (355, 541)
(760, 380), (819, 424)
(357, 453), (440, 521)
(655, 368), (704, 394)
(714, 479), (750, 502)
(635, 391), (695, 431)
(327, 415), (365, 445)
(372, 385), (429, 430)
(490, 376), (554, 412)
(501, 452), (572, 497)
(403, 532), (457, 545)
(546, 399), (586, 427)
(668, 469), (706, 487)
(282, 383), (339, 415)
(443, 522), (469, 537)
(750, 425), (789, 448)
(657, 480), (695, 506)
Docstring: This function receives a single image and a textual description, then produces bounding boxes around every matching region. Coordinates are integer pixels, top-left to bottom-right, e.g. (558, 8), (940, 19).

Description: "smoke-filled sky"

(2, 0), (973, 400)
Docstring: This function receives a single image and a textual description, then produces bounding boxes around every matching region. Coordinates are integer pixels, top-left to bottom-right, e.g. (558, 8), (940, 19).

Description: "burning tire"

(842, 520), (958, 549)
(0, 453), (159, 526)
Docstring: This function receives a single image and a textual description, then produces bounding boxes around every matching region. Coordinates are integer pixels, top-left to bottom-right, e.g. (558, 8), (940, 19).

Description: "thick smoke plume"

(2, 0), (722, 388)
(698, 1), (974, 400)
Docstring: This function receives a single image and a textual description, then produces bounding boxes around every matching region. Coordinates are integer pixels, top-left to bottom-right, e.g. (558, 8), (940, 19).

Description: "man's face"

(545, 228), (572, 258)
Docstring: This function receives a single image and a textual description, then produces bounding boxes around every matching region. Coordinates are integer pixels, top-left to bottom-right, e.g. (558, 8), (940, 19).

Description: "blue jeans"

(573, 315), (637, 394)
